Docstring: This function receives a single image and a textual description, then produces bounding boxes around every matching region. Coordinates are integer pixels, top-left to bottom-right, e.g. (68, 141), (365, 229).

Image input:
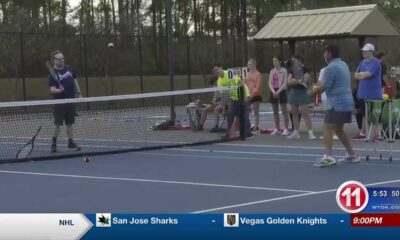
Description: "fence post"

(138, 35), (144, 107)
(82, 35), (89, 98)
(20, 32), (26, 101)
(233, 37), (237, 67)
(187, 35), (192, 101)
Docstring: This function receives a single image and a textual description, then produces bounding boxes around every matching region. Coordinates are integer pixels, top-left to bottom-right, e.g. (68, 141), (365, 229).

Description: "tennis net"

(0, 86), (243, 163)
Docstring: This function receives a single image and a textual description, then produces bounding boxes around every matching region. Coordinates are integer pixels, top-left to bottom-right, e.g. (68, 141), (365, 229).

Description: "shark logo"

(96, 213), (111, 227)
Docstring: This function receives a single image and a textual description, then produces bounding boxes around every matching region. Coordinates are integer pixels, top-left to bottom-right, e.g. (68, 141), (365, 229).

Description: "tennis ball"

(107, 42), (114, 48)
(383, 93), (389, 100)
(83, 155), (91, 163)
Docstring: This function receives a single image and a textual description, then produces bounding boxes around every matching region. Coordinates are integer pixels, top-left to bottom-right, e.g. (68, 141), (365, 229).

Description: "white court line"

(169, 148), (319, 157)
(217, 143), (400, 153)
(140, 152), (400, 168)
(0, 170), (313, 194)
(167, 148), (400, 161)
(0, 136), (184, 145)
(0, 141), (136, 149)
(192, 178), (400, 213)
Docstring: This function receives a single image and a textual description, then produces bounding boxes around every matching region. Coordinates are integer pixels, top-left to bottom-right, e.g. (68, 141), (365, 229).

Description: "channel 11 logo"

(336, 181), (369, 213)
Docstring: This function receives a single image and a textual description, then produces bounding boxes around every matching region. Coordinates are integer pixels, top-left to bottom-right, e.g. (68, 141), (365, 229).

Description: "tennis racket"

(46, 61), (66, 95)
(16, 126), (42, 160)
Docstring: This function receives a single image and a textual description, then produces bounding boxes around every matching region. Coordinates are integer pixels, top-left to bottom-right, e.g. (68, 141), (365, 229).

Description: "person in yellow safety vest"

(212, 64), (253, 138)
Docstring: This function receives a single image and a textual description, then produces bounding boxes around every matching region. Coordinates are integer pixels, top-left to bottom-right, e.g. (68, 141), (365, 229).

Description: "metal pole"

(166, 0), (175, 123)
(233, 37), (237, 67)
(138, 36), (144, 106)
(82, 35), (89, 98)
(187, 35), (192, 102)
(241, 0), (248, 65)
(239, 85), (245, 140)
(20, 32), (26, 101)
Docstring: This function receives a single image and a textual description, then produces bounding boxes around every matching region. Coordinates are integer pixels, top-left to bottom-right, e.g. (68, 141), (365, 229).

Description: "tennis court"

(1, 103), (399, 213)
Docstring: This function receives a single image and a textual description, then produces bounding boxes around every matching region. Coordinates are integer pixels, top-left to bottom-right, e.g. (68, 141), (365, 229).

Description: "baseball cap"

(360, 43), (375, 52)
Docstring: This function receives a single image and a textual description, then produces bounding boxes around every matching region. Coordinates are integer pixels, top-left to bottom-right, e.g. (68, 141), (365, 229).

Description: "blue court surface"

(0, 107), (400, 213)
(1, 122), (399, 213)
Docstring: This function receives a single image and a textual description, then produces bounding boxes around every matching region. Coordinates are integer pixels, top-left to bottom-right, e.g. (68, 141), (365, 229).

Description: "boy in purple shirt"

(49, 50), (83, 152)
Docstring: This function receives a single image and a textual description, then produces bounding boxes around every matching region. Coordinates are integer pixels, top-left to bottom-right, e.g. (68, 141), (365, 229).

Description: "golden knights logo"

(224, 213), (239, 227)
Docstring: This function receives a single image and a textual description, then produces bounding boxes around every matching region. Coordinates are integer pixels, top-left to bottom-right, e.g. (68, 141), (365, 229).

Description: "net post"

(166, 0), (176, 123)
(238, 85), (245, 141)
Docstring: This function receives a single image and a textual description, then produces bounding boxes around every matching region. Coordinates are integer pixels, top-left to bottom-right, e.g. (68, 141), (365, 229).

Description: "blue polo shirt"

(356, 58), (382, 100)
(322, 58), (353, 112)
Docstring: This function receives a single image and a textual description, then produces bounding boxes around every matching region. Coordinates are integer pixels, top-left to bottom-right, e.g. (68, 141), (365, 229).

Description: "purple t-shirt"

(48, 65), (77, 99)
(356, 58), (382, 100)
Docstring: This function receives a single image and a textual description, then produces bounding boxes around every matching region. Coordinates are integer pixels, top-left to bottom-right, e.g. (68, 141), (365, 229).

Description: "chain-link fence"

(0, 32), (399, 101)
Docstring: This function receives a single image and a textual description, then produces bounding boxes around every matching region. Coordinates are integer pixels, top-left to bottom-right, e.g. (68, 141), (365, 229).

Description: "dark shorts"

(324, 109), (352, 125)
(249, 96), (262, 104)
(269, 90), (288, 104)
(54, 105), (76, 126)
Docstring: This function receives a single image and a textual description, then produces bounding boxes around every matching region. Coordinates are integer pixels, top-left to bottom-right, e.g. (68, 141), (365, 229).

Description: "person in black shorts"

(49, 50), (83, 152)
(268, 56), (289, 136)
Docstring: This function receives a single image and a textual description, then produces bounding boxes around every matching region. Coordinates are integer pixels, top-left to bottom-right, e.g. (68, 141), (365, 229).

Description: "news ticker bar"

(0, 214), (400, 240)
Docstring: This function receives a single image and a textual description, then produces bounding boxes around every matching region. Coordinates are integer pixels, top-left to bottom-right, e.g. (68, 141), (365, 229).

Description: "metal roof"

(253, 4), (400, 41)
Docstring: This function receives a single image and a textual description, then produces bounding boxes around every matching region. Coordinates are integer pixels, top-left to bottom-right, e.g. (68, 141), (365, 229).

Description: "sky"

(70, 0), (80, 8)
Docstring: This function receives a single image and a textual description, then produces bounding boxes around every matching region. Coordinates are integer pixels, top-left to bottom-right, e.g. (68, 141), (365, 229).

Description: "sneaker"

(246, 134), (255, 139)
(51, 142), (57, 153)
(270, 129), (281, 136)
(308, 131), (317, 140)
(320, 135), (339, 140)
(68, 141), (81, 151)
(314, 155), (337, 167)
(251, 126), (260, 132)
(339, 154), (361, 163)
(281, 129), (290, 136)
(352, 133), (366, 141)
(287, 132), (301, 139)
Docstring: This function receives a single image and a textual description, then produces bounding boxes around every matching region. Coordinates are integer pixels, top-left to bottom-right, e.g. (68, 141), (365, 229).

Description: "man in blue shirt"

(49, 50), (83, 153)
(353, 43), (382, 140)
(309, 45), (359, 167)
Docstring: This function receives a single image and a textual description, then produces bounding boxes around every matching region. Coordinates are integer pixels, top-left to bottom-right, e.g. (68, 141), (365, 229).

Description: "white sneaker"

(339, 154), (361, 163)
(333, 134), (339, 140)
(270, 129), (281, 136)
(314, 155), (337, 167)
(320, 135), (339, 140)
(281, 129), (290, 136)
(287, 132), (301, 139)
(308, 131), (317, 140)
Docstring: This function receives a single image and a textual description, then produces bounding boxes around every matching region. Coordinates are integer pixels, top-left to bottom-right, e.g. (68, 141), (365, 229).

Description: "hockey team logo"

(224, 213), (239, 227)
(96, 213), (112, 227)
